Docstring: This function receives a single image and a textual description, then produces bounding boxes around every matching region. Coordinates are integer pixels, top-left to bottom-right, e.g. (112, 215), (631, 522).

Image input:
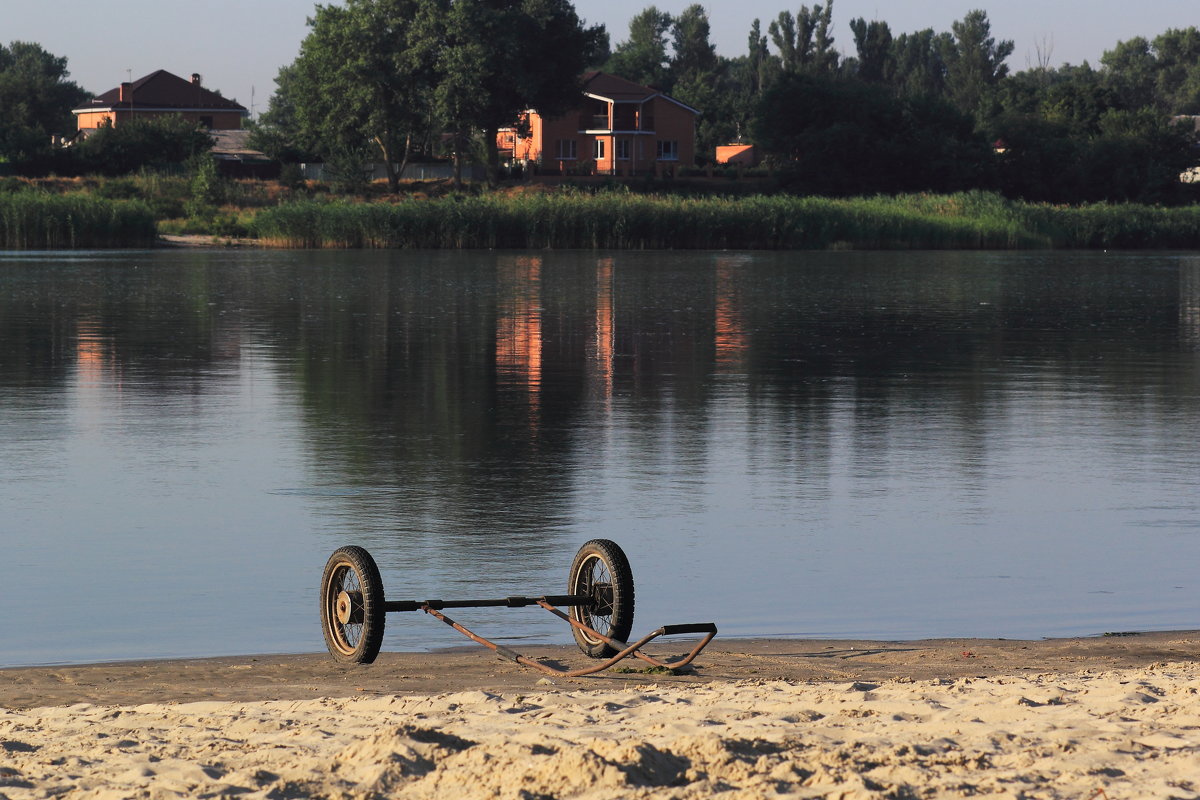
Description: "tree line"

(594, 2), (1200, 203)
(3, 0), (1199, 204)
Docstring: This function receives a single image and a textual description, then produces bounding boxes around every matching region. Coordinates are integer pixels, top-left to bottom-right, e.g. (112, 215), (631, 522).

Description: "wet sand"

(4, 632), (1197, 709)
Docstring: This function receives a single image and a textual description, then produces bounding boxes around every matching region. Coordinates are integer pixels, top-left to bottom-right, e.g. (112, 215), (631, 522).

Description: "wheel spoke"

(331, 564), (363, 649)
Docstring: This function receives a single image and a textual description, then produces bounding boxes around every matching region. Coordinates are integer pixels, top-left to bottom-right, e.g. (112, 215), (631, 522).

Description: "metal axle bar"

(383, 594), (592, 613)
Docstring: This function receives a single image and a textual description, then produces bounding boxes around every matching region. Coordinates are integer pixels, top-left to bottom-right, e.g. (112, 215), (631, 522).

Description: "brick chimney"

(119, 82), (132, 102)
(191, 73), (201, 85)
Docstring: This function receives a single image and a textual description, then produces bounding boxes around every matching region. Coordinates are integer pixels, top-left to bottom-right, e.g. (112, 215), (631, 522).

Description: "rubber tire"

(568, 539), (635, 658)
(320, 546), (385, 664)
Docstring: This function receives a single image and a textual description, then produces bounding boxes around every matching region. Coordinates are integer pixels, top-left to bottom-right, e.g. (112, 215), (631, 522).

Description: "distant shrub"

(95, 177), (143, 200)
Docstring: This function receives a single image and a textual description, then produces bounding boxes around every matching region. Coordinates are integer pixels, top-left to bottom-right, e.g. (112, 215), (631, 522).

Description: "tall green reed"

(0, 191), (157, 249)
(251, 190), (1197, 250)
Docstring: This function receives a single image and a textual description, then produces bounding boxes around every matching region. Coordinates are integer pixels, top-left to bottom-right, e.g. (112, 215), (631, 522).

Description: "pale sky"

(6, 0), (1198, 118)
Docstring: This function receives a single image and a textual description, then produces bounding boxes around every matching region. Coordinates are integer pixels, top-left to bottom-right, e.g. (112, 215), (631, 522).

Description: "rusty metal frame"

(419, 600), (717, 677)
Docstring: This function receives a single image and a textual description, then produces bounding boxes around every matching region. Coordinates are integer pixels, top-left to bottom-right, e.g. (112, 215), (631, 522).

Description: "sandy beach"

(3, 633), (1199, 798)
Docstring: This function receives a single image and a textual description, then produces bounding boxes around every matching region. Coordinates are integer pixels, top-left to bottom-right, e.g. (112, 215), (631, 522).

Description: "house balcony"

(579, 111), (655, 132)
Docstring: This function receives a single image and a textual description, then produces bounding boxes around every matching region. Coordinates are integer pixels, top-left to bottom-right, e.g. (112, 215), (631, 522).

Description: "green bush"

(94, 177), (143, 200)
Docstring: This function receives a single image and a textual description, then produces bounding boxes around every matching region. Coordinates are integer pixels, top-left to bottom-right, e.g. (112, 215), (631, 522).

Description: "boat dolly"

(319, 539), (717, 677)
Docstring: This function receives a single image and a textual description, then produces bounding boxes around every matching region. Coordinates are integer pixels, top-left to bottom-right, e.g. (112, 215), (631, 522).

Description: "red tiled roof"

(581, 71), (698, 114)
(582, 71), (660, 102)
(74, 69), (247, 113)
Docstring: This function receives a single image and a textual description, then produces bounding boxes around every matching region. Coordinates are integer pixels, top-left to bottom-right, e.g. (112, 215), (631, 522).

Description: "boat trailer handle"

(658, 623), (718, 636)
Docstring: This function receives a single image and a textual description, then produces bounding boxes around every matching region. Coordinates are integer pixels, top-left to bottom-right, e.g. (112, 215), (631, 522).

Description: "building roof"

(581, 71), (699, 114)
(209, 129), (269, 162)
(73, 69), (248, 115)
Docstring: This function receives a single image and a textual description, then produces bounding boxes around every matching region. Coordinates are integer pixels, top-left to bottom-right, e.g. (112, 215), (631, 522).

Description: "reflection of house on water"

(495, 256), (543, 422)
(714, 257), (749, 373)
(494, 254), (753, 421)
(75, 320), (110, 385)
(73, 319), (119, 434)
(1183, 258), (1200, 350)
(589, 258), (614, 408)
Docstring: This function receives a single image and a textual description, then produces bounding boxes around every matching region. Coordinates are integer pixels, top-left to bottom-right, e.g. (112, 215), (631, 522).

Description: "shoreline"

(156, 233), (262, 248)
(5, 631), (1197, 710)
(3, 634), (1199, 799)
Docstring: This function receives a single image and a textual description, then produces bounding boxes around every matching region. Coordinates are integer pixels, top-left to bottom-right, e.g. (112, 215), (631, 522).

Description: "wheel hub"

(335, 590), (364, 624)
(592, 583), (614, 616)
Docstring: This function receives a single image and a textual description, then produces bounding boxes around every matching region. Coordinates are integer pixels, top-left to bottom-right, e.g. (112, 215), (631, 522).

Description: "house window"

(616, 139), (631, 160)
(656, 140), (679, 161)
(594, 139), (606, 160)
(556, 139), (577, 160)
(199, 115), (214, 129)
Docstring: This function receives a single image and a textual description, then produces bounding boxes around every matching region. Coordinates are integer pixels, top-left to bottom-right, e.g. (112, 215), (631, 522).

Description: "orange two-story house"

(501, 72), (698, 175)
(72, 70), (249, 131)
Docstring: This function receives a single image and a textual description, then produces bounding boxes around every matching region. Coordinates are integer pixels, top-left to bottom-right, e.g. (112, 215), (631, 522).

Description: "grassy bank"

(0, 190), (157, 249)
(7, 177), (1200, 250)
(251, 190), (1200, 250)
(250, 191), (1048, 250)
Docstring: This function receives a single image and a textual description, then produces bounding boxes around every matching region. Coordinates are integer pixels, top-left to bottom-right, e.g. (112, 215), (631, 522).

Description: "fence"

(299, 162), (486, 182)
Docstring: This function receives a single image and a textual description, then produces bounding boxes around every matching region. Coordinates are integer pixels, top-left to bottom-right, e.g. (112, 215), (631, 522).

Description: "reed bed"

(251, 191), (1053, 250)
(1015, 202), (1200, 249)
(247, 189), (1200, 251)
(0, 191), (157, 249)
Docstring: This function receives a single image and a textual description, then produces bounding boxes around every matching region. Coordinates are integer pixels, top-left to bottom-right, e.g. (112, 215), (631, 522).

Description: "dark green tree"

(753, 72), (991, 195)
(664, 5), (728, 158)
(248, 64), (322, 164)
(887, 29), (947, 97)
(700, 19), (776, 150)
(670, 4), (718, 84)
(0, 41), (87, 166)
(986, 113), (1079, 201)
(848, 18), (892, 83)
(938, 10), (1013, 118)
(436, 0), (606, 185)
(1080, 108), (1194, 202)
(768, 1), (838, 75)
(1100, 36), (1156, 112)
(604, 6), (673, 88)
(745, 18), (776, 95)
(997, 63), (1112, 136)
(1101, 27), (1200, 114)
(271, 0), (441, 193)
(1146, 27), (1200, 113)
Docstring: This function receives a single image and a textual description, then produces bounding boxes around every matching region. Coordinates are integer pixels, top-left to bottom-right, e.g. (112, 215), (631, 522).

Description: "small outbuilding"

(715, 144), (758, 167)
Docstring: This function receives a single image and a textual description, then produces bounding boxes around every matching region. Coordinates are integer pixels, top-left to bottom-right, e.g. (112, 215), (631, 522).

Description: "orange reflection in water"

(591, 258), (615, 405)
(713, 257), (748, 372)
(495, 255), (543, 417)
(75, 320), (115, 388)
(73, 319), (122, 433)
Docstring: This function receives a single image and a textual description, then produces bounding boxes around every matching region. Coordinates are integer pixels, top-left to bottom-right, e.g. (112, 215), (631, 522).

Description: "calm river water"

(2, 249), (1198, 667)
